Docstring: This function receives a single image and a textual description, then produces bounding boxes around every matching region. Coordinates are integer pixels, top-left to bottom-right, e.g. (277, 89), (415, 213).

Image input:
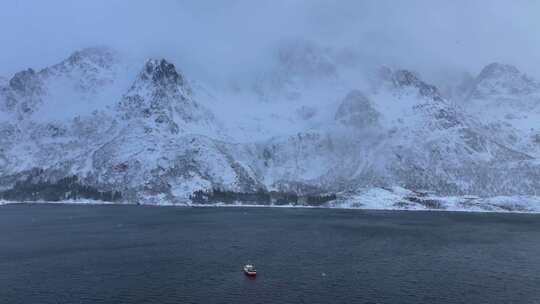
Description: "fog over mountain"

(2, 0), (540, 81)
(1, 1), (540, 212)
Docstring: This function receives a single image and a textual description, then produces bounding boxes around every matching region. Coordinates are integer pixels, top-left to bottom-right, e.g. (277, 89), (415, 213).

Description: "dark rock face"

(9, 69), (41, 95)
(335, 90), (380, 129)
(391, 70), (443, 101)
(142, 59), (185, 87)
(3, 68), (44, 116)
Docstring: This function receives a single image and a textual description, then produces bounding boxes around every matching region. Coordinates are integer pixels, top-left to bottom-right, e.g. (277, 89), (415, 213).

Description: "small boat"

(243, 264), (257, 277)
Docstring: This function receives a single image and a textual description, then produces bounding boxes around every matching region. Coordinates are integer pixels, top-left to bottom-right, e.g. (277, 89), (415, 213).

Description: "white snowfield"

(1, 44), (540, 212)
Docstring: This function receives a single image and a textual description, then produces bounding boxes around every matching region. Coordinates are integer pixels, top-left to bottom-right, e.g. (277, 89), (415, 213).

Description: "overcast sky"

(1, 0), (539, 81)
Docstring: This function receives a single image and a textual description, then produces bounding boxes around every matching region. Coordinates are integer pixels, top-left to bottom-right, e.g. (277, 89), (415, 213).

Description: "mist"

(1, 0), (539, 83)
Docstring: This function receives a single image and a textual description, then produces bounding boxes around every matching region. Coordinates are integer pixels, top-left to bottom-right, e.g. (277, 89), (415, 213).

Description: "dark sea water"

(1, 205), (540, 304)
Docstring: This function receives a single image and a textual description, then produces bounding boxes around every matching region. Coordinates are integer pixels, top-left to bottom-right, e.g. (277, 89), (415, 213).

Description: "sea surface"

(1, 204), (540, 304)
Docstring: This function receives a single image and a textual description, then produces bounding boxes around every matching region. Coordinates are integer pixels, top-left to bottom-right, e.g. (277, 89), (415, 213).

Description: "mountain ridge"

(1, 46), (540, 211)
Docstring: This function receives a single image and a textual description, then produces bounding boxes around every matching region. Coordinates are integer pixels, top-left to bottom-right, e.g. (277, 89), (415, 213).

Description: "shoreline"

(2, 200), (540, 214)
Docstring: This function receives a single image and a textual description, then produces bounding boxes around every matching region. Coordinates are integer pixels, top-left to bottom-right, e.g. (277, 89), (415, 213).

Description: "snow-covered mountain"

(1, 45), (540, 211)
(463, 63), (540, 158)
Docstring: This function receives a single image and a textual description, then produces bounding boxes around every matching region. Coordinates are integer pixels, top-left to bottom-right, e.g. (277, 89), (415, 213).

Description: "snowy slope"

(463, 63), (540, 158)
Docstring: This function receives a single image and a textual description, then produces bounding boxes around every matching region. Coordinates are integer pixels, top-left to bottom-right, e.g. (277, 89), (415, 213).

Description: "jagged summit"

(375, 67), (444, 101)
(392, 70), (443, 101)
(117, 57), (214, 136)
(123, 58), (192, 106)
(139, 59), (186, 88)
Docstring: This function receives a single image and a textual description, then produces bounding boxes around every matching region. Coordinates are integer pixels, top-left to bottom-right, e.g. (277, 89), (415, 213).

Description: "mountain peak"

(38, 47), (120, 92)
(470, 62), (539, 99)
(387, 69), (443, 101)
(66, 47), (117, 67)
(477, 62), (520, 81)
(140, 59), (185, 87)
(118, 58), (195, 132)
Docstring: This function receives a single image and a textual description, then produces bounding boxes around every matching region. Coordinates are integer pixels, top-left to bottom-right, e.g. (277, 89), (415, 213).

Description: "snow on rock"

(464, 62), (540, 158)
(335, 90), (380, 129)
(470, 62), (540, 99)
(2, 46), (540, 212)
(331, 187), (540, 213)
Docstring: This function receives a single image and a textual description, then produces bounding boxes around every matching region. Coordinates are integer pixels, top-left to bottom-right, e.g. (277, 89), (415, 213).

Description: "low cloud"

(1, 0), (539, 81)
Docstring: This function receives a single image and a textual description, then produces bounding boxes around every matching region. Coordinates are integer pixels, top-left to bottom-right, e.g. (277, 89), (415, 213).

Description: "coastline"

(2, 199), (540, 214)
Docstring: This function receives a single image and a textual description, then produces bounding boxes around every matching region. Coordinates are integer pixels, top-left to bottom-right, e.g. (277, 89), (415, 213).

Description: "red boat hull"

(244, 271), (257, 277)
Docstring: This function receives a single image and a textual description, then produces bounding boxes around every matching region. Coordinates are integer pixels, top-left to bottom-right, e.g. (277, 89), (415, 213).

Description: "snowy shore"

(2, 187), (540, 214)
(328, 187), (540, 213)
